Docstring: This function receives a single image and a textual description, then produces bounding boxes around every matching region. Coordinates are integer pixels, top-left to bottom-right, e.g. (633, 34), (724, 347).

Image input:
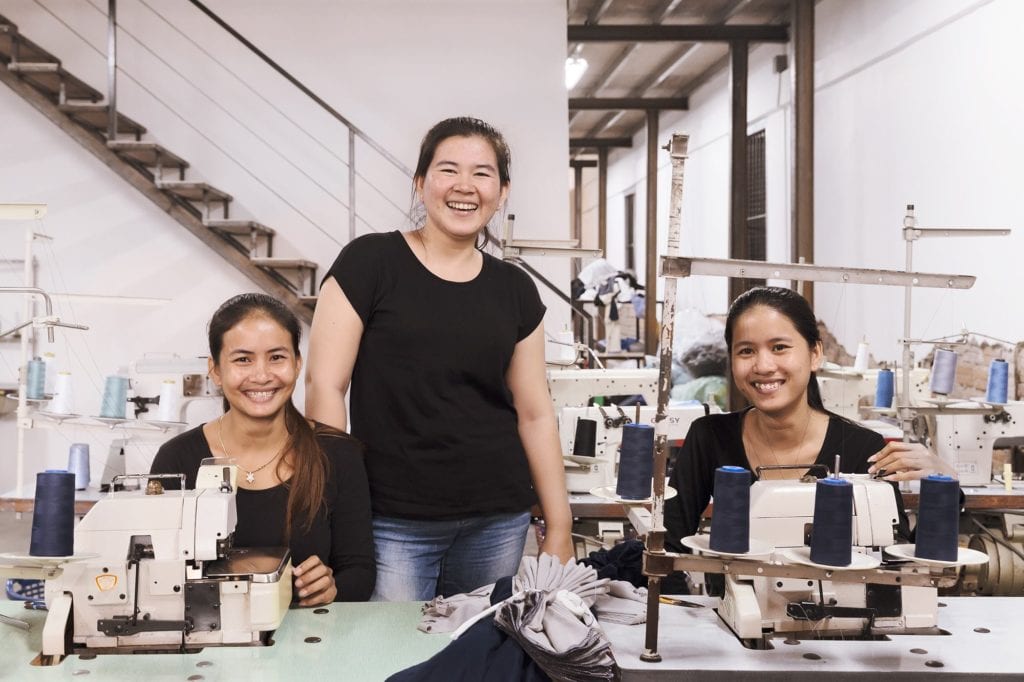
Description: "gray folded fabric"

(414, 555), (633, 680)
(495, 555), (616, 682)
(417, 583), (494, 634)
(593, 582), (648, 625)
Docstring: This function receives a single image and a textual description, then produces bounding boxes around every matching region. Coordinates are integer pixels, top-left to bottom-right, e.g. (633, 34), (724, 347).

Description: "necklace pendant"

(245, 471), (255, 484)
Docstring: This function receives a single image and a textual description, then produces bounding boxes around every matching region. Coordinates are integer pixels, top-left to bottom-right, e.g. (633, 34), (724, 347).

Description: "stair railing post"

(106, 0), (118, 140)
(348, 128), (356, 241)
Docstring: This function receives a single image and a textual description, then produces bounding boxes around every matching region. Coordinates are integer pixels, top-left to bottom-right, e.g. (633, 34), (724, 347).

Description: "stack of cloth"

(392, 555), (649, 682)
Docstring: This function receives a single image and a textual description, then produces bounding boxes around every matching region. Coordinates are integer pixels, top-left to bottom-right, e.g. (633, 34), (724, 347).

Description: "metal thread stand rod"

(642, 134), (689, 661)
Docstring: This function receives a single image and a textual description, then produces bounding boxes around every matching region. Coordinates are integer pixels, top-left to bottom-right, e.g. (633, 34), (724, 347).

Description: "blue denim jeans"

(370, 511), (531, 601)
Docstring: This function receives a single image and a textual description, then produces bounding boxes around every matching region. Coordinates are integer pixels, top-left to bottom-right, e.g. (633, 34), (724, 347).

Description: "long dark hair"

(724, 286), (826, 411)
(208, 293), (328, 534)
(412, 116), (511, 250)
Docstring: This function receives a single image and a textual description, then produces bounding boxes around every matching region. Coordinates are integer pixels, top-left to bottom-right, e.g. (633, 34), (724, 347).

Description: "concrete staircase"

(0, 13), (319, 322)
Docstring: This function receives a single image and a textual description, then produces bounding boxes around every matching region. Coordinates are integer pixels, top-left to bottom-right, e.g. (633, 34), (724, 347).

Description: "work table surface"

(0, 600), (447, 681)
(3, 596), (1023, 680)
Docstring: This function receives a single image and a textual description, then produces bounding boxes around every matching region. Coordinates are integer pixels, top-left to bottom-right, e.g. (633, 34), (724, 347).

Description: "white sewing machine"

(127, 355), (223, 425)
(931, 401), (1024, 486)
(716, 475), (940, 642)
(547, 367), (659, 409)
(818, 366), (931, 421)
(559, 404), (710, 492)
(37, 462), (290, 658)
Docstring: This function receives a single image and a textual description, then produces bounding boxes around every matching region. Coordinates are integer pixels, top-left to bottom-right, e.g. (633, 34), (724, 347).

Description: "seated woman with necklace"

(151, 293), (375, 605)
(665, 286), (955, 554)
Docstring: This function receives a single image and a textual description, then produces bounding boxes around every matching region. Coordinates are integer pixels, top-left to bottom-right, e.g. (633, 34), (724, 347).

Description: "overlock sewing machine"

(31, 461), (290, 659)
(650, 473), (984, 647)
(717, 474), (940, 642)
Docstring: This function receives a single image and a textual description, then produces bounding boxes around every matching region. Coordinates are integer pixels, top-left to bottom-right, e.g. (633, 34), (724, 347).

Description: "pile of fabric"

(390, 554), (647, 682)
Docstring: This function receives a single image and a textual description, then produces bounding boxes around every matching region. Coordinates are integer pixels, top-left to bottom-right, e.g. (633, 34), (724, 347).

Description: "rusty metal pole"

(641, 134), (689, 663)
(644, 109), (660, 354)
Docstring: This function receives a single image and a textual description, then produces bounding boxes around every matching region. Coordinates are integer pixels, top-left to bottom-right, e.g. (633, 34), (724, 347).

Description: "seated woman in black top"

(665, 286), (956, 553)
(151, 293), (374, 605)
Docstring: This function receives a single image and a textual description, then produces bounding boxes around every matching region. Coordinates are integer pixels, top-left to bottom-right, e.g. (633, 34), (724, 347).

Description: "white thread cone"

(42, 352), (57, 394)
(49, 372), (74, 415)
(853, 341), (870, 372)
(156, 380), (181, 422)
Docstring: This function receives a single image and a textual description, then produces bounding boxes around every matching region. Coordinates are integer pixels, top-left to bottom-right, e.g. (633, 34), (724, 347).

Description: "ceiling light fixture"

(565, 55), (588, 89)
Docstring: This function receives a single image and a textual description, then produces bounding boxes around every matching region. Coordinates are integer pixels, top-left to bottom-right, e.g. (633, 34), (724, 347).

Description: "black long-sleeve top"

(151, 424), (375, 601)
(665, 409), (910, 553)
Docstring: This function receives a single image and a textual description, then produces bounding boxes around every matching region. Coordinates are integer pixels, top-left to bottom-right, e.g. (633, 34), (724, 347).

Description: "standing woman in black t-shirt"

(151, 294), (375, 605)
(306, 117), (573, 601)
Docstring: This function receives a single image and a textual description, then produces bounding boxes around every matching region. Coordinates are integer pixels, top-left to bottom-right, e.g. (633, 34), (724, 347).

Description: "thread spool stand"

(892, 207), (1011, 444)
(1, 204), (91, 499)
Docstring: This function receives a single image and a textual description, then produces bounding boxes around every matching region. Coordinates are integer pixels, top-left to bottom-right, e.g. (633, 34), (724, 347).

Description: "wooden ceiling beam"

(568, 24), (789, 43)
(570, 97), (688, 110)
(570, 137), (633, 148)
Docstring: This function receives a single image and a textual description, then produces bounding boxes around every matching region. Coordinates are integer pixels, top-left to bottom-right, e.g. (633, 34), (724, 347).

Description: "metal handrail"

(101, 0), (412, 244)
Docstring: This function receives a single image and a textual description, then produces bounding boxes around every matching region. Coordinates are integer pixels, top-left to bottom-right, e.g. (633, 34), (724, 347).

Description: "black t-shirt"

(664, 409), (910, 553)
(327, 231), (544, 519)
(150, 425), (375, 601)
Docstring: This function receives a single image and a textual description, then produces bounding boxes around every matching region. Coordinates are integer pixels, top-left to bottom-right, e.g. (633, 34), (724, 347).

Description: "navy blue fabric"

(580, 539), (647, 588)
(387, 577), (550, 682)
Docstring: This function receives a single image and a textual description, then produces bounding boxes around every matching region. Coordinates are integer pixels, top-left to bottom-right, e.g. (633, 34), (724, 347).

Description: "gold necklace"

(217, 414), (287, 484)
(757, 407), (813, 468)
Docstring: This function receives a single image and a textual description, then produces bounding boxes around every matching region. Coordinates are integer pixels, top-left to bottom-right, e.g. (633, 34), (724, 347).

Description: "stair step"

(251, 258), (317, 270)
(206, 219), (275, 257)
(107, 141), (189, 170)
(0, 22), (54, 64)
(205, 220), (275, 237)
(252, 258), (318, 296)
(6, 61), (102, 103)
(158, 181), (232, 204)
(60, 103), (146, 139)
(298, 295), (318, 307)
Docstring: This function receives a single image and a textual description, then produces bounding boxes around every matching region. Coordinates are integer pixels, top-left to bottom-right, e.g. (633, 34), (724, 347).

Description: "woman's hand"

(539, 527), (576, 564)
(293, 555), (337, 606)
(868, 441), (957, 482)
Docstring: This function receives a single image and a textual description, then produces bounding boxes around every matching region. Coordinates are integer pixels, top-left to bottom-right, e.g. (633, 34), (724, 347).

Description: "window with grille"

(624, 192), (636, 273)
(746, 129), (767, 286)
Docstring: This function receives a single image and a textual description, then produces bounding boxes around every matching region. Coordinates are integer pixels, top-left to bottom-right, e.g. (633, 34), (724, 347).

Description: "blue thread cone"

(99, 375), (128, 419)
(915, 474), (960, 561)
(615, 423), (655, 499)
(26, 357), (46, 400)
(986, 359), (1008, 405)
(68, 443), (90, 490)
(30, 470), (75, 557)
(709, 466), (750, 553)
(929, 349), (958, 396)
(810, 478), (853, 566)
(875, 369), (894, 408)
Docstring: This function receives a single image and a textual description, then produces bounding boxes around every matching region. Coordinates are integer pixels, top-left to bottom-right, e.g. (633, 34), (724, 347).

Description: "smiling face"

(729, 304), (822, 417)
(209, 313), (301, 422)
(415, 134), (509, 242)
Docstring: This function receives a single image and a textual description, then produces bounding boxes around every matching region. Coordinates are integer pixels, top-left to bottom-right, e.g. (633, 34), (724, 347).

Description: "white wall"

(0, 0), (570, 495)
(591, 0), (1022, 365)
